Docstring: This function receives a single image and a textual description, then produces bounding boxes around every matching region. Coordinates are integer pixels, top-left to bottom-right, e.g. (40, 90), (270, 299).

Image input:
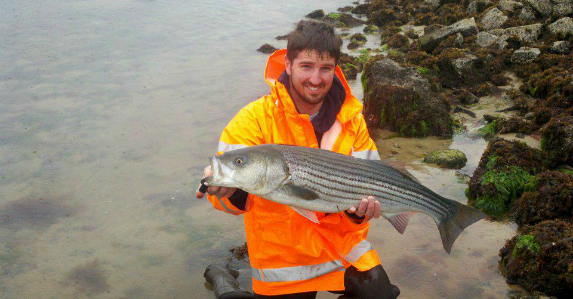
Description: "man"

(196, 21), (399, 299)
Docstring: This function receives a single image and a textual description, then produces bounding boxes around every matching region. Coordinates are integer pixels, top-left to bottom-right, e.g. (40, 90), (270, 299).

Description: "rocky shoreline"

(255, 1), (572, 296)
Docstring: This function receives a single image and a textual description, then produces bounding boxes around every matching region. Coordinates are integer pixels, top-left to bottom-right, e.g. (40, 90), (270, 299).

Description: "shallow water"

(1, 0), (516, 298)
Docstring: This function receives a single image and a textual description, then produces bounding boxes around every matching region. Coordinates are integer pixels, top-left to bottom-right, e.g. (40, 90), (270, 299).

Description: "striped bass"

(205, 144), (485, 253)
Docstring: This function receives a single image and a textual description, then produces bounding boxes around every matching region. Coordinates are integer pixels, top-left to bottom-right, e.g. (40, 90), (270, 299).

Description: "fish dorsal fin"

(291, 207), (320, 223)
(281, 184), (319, 201)
(383, 212), (418, 234)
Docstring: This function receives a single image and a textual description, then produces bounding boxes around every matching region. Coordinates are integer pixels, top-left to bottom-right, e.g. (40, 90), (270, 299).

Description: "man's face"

(285, 50), (336, 106)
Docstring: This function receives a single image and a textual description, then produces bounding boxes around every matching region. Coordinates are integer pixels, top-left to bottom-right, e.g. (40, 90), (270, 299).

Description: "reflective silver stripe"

(216, 197), (240, 215)
(351, 149), (381, 161)
(344, 240), (373, 264)
(251, 260), (345, 282)
(217, 141), (248, 153)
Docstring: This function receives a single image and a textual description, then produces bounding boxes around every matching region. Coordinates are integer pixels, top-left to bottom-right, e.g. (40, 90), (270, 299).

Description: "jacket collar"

(264, 49), (363, 124)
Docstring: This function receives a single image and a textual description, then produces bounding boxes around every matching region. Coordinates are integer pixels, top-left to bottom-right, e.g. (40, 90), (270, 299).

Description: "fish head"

(206, 145), (289, 194)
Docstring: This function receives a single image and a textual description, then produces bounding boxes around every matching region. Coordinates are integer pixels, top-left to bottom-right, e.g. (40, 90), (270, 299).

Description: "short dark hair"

(286, 20), (342, 65)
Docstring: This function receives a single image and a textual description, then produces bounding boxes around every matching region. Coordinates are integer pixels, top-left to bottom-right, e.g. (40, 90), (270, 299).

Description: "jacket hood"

(264, 49), (363, 124)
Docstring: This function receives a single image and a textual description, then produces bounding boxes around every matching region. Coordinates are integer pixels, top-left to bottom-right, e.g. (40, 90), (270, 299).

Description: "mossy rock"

(512, 171), (573, 227)
(541, 115), (573, 168)
(499, 220), (573, 297)
(363, 25), (379, 34)
(423, 149), (468, 169)
(305, 9), (325, 19)
(468, 138), (546, 216)
(362, 57), (453, 138)
(385, 33), (410, 50)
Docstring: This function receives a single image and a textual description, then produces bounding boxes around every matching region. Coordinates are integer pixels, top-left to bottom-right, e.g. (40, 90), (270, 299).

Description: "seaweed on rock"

(499, 220), (573, 297)
(512, 171), (573, 227)
(468, 138), (546, 216)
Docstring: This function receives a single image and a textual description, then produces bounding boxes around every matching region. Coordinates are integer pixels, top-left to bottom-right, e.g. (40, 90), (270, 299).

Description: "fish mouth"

(208, 155), (237, 187)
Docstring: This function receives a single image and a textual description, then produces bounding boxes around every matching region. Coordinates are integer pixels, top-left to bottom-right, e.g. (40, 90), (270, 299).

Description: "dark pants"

(254, 265), (399, 299)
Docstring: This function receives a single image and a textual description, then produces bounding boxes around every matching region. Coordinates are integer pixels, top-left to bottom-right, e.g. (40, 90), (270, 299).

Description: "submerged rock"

(468, 138), (546, 215)
(305, 9), (325, 19)
(499, 220), (573, 297)
(511, 47), (541, 64)
(481, 8), (508, 31)
(423, 149), (468, 169)
(257, 44), (278, 54)
(419, 17), (478, 51)
(512, 171), (573, 227)
(362, 58), (452, 137)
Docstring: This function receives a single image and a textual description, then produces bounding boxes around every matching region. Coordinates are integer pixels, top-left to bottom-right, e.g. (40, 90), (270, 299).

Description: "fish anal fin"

(292, 207), (319, 223)
(282, 184), (319, 201)
(383, 212), (418, 234)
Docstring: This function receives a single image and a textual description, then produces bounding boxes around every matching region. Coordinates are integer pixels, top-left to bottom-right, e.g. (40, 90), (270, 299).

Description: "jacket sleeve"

(206, 101), (264, 215)
(350, 114), (381, 161)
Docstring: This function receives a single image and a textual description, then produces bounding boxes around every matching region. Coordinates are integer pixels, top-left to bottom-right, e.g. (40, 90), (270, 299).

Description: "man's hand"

(195, 165), (237, 199)
(347, 196), (381, 219)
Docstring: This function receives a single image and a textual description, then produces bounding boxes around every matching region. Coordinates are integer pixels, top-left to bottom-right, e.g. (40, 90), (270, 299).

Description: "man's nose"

(309, 69), (321, 85)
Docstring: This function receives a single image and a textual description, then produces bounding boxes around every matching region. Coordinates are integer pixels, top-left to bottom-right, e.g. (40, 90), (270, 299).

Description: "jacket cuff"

(228, 189), (249, 211)
(344, 211), (366, 224)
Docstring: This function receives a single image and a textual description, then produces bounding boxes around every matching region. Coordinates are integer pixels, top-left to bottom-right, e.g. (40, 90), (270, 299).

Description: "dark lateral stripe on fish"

(284, 149), (452, 215)
(290, 156), (450, 217)
(285, 149), (441, 202)
(297, 167), (448, 217)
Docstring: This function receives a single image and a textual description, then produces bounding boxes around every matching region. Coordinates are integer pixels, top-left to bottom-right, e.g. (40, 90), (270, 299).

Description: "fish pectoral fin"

(281, 184), (319, 201)
(383, 212), (418, 234)
(291, 207), (320, 223)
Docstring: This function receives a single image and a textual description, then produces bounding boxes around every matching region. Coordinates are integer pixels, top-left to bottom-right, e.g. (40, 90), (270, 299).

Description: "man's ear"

(285, 56), (292, 76)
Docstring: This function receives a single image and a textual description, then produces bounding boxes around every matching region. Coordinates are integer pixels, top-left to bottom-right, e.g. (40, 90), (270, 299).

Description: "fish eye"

(234, 157), (244, 166)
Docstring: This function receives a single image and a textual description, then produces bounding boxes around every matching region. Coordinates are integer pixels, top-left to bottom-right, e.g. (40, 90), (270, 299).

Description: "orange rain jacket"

(207, 49), (382, 295)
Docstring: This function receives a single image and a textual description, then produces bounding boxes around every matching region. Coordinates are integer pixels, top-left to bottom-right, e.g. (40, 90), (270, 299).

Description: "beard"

(289, 76), (327, 105)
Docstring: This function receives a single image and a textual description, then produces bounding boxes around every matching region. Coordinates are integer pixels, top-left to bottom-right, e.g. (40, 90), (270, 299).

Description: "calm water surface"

(1, 0), (516, 298)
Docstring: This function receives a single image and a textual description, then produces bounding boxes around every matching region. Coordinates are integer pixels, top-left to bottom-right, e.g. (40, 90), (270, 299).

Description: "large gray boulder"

(551, 40), (572, 54)
(511, 47), (541, 64)
(548, 17), (573, 36)
(524, 0), (553, 17)
(498, 0), (523, 12)
(477, 31), (499, 47)
(481, 8), (508, 30)
(362, 58), (453, 137)
(490, 24), (543, 43)
(419, 18), (478, 51)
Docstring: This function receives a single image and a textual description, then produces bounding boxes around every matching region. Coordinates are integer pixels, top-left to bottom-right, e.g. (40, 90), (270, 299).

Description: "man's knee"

(343, 265), (400, 299)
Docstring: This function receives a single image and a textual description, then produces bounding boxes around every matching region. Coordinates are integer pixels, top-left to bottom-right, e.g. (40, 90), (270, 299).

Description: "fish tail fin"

(437, 199), (485, 253)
